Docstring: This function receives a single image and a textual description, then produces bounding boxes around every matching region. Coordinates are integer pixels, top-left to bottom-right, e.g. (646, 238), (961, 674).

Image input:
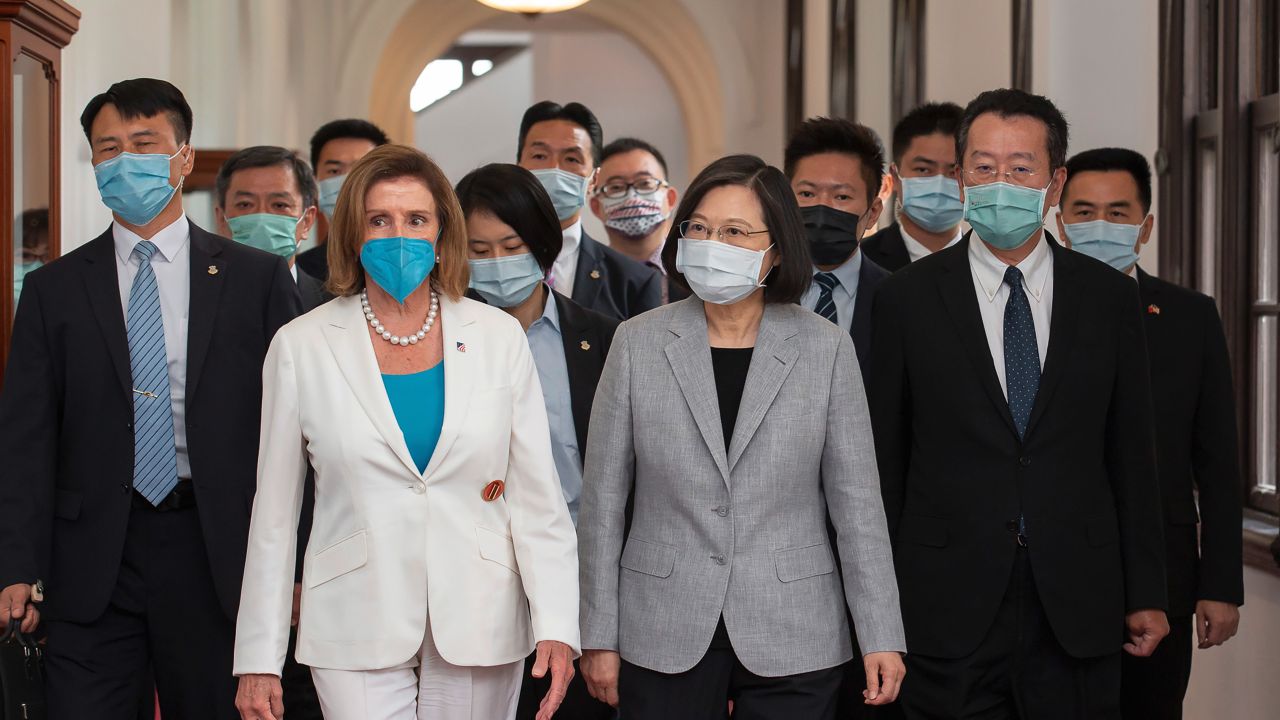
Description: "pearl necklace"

(361, 289), (438, 347)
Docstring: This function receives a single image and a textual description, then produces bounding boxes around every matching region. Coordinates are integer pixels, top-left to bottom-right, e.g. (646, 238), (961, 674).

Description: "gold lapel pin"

(580, 340), (591, 351)
(590, 269), (601, 280)
(207, 265), (219, 275)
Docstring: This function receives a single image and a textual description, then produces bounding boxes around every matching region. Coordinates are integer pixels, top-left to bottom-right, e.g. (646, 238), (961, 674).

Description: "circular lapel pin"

(482, 479), (505, 502)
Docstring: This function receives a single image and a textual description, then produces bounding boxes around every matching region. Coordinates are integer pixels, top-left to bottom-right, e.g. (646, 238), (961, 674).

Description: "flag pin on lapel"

(456, 341), (467, 352)
(1147, 304), (1161, 315)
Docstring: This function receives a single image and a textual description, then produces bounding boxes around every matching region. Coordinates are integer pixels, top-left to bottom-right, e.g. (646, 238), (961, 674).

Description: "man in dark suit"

(0, 78), (300, 719)
(784, 116), (890, 378)
(517, 100), (663, 321)
(862, 103), (965, 272)
(588, 137), (689, 304)
(869, 89), (1169, 719)
(1056, 147), (1243, 719)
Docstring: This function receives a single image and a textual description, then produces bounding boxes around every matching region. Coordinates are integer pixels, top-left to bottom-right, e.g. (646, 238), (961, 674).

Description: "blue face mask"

(962, 181), (1049, 251)
(227, 213), (302, 259)
(1063, 219), (1143, 272)
(94, 146), (186, 226)
(469, 253), (544, 308)
(360, 237), (436, 304)
(899, 174), (964, 232)
(531, 168), (589, 221)
(318, 175), (345, 217)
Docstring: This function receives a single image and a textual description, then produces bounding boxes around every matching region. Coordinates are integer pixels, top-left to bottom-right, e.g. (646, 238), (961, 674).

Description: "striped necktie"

(813, 271), (840, 324)
(128, 240), (179, 506)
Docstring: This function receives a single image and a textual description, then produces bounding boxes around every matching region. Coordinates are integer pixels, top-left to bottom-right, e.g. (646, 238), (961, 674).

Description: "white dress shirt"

(800, 249), (862, 334)
(969, 232), (1053, 398)
(550, 220), (583, 297)
(113, 215), (192, 479)
(902, 222), (963, 264)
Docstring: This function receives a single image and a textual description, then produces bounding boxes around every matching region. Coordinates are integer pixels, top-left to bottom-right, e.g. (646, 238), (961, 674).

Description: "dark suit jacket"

(294, 244), (328, 283)
(849, 254), (890, 377)
(296, 266), (332, 312)
(0, 223), (301, 622)
(868, 232), (1166, 660)
(291, 267), (333, 582)
(860, 223), (911, 273)
(552, 291), (620, 460)
(571, 231), (662, 321)
(1137, 269), (1243, 616)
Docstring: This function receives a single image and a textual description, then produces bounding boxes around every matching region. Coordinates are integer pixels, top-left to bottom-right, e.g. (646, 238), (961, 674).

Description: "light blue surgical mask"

(531, 168), (589, 221)
(900, 174), (965, 232)
(962, 181), (1049, 251)
(360, 237), (436, 304)
(469, 253), (544, 308)
(227, 213), (303, 259)
(1063, 219), (1143, 272)
(318, 174), (345, 217)
(94, 145), (186, 226)
(675, 237), (773, 305)
(14, 260), (42, 303)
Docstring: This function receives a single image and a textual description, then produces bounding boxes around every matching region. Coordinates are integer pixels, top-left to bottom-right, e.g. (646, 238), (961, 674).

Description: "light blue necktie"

(1003, 265), (1041, 439)
(128, 240), (179, 506)
(813, 271), (840, 325)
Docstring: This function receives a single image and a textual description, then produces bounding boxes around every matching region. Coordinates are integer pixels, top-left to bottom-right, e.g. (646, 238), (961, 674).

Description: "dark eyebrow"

(128, 129), (159, 140)
(907, 155), (940, 166)
(1106, 200), (1134, 208)
(321, 159), (344, 167)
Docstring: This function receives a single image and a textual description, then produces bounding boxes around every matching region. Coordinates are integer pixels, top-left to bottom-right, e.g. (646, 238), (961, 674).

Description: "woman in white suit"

(233, 145), (580, 720)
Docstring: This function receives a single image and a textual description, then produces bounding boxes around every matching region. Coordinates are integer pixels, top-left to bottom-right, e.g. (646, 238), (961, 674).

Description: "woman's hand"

(579, 649), (621, 708)
(532, 639), (575, 720)
(235, 674), (284, 720)
(862, 651), (905, 705)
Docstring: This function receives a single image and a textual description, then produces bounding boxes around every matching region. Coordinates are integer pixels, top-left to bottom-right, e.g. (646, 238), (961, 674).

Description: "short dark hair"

(214, 145), (319, 212)
(957, 88), (1070, 170)
(455, 163), (563, 274)
(783, 117), (886, 207)
(662, 154), (811, 304)
(600, 137), (668, 177)
(891, 101), (964, 162)
(308, 119), (390, 171)
(517, 101), (604, 167)
(1063, 147), (1153, 214)
(80, 78), (193, 145)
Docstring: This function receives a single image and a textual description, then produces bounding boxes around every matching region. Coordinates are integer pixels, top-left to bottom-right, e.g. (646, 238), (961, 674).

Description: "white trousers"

(310, 622), (524, 720)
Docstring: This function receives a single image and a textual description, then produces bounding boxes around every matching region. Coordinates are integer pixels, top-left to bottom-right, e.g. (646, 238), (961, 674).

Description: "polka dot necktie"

(813, 272), (840, 325)
(1003, 266), (1041, 439)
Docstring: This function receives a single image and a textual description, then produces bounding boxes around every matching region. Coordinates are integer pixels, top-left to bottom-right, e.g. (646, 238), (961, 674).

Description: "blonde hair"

(326, 144), (469, 300)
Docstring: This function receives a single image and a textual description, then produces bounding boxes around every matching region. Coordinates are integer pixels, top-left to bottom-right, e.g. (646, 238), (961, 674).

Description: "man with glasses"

(862, 102), (965, 272)
(589, 137), (687, 303)
(868, 88), (1169, 719)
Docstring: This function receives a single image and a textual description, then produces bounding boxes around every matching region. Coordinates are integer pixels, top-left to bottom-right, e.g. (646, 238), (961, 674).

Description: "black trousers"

(515, 651), (615, 720)
(44, 500), (238, 720)
(282, 626), (324, 720)
(900, 548), (1121, 720)
(1120, 615), (1193, 719)
(618, 640), (843, 720)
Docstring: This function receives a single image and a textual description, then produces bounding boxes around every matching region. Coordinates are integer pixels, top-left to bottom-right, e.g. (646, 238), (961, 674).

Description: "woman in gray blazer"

(577, 154), (906, 719)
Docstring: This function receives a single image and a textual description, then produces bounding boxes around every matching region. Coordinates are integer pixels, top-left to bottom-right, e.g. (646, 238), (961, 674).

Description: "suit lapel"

(571, 233), (605, 311)
(937, 235), (1020, 438)
(555, 292), (602, 460)
(421, 296), (475, 478)
(664, 301), (730, 483)
(1024, 237), (1080, 437)
(81, 230), (131, 396)
(727, 305), (799, 471)
(885, 224), (911, 270)
(185, 226), (226, 404)
(849, 256), (882, 371)
(321, 296), (421, 478)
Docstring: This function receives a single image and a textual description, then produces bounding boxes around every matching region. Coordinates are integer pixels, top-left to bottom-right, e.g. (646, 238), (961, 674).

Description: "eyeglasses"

(679, 219), (769, 243)
(596, 176), (669, 199)
(963, 165), (1043, 186)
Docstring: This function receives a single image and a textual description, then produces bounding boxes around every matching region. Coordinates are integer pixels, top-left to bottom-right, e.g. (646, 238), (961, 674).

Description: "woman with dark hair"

(577, 154), (906, 718)
(456, 162), (618, 720)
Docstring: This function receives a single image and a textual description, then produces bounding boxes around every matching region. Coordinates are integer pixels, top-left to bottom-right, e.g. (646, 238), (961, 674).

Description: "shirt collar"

(113, 214), (190, 264)
(813, 247), (862, 289)
(530, 284), (561, 333)
(647, 243), (666, 274)
(900, 221), (963, 263)
(969, 230), (1052, 303)
(561, 220), (583, 254)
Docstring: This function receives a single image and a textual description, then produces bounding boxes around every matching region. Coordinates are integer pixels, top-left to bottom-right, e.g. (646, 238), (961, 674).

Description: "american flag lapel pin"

(456, 341), (467, 353)
(1147, 304), (1161, 315)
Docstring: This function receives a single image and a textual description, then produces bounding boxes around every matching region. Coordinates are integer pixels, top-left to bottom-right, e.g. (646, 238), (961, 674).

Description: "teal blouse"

(381, 363), (445, 474)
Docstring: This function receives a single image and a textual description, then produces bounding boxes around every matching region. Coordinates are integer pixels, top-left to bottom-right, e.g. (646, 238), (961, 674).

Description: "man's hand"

(1195, 600), (1240, 649)
(235, 673), (284, 720)
(0, 583), (39, 634)
(1124, 608), (1170, 657)
(862, 651), (905, 705)
(532, 640), (575, 720)
(580, 649), (620, 708)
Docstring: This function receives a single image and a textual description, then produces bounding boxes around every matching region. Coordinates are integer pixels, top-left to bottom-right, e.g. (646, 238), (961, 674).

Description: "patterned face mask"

(599, 189), (669, 238)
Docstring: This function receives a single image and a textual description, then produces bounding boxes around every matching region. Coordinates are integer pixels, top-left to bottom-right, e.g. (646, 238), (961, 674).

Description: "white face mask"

(675, 237), (773, 305)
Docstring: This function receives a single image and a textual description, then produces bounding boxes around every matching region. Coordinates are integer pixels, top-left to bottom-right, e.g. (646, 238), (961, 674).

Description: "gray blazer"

(578, 298), (905, 677)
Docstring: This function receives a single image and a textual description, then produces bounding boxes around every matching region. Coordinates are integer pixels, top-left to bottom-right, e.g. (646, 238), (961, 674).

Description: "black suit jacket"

(296, 266), (332, 312)
(552, 291), (620, 460)
(849, 254), (890, 377)
(291, 267), (333, 582)
(869, 232), (1166, 660)
(860, 223), (912, 273)
(0, 223), (301, 622)
(571, 231), (662, 321)
(1137, 269), (1243, 616)
(294, 243), (328, 283)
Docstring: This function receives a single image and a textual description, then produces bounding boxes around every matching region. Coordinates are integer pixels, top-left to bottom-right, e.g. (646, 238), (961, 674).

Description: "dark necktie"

(1003, 266), (1041, 438)
(813, 272), (840, 325)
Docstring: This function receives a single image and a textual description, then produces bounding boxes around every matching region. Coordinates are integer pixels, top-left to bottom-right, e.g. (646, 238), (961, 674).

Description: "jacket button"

(711, 554), (726, 565)
(121, 483), (132, 494)
(412, 483), (426, 494)
(714, 506), (728, 517)
(1019, 455), (1032, 467)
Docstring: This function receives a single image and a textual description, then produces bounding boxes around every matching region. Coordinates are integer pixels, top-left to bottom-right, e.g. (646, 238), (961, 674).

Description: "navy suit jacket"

(570, 231), (663, 321)
(860, 223), (911, 273)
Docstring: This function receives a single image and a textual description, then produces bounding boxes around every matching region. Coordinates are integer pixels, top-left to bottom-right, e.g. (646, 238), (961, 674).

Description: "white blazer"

(233, 293), (580, 675)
